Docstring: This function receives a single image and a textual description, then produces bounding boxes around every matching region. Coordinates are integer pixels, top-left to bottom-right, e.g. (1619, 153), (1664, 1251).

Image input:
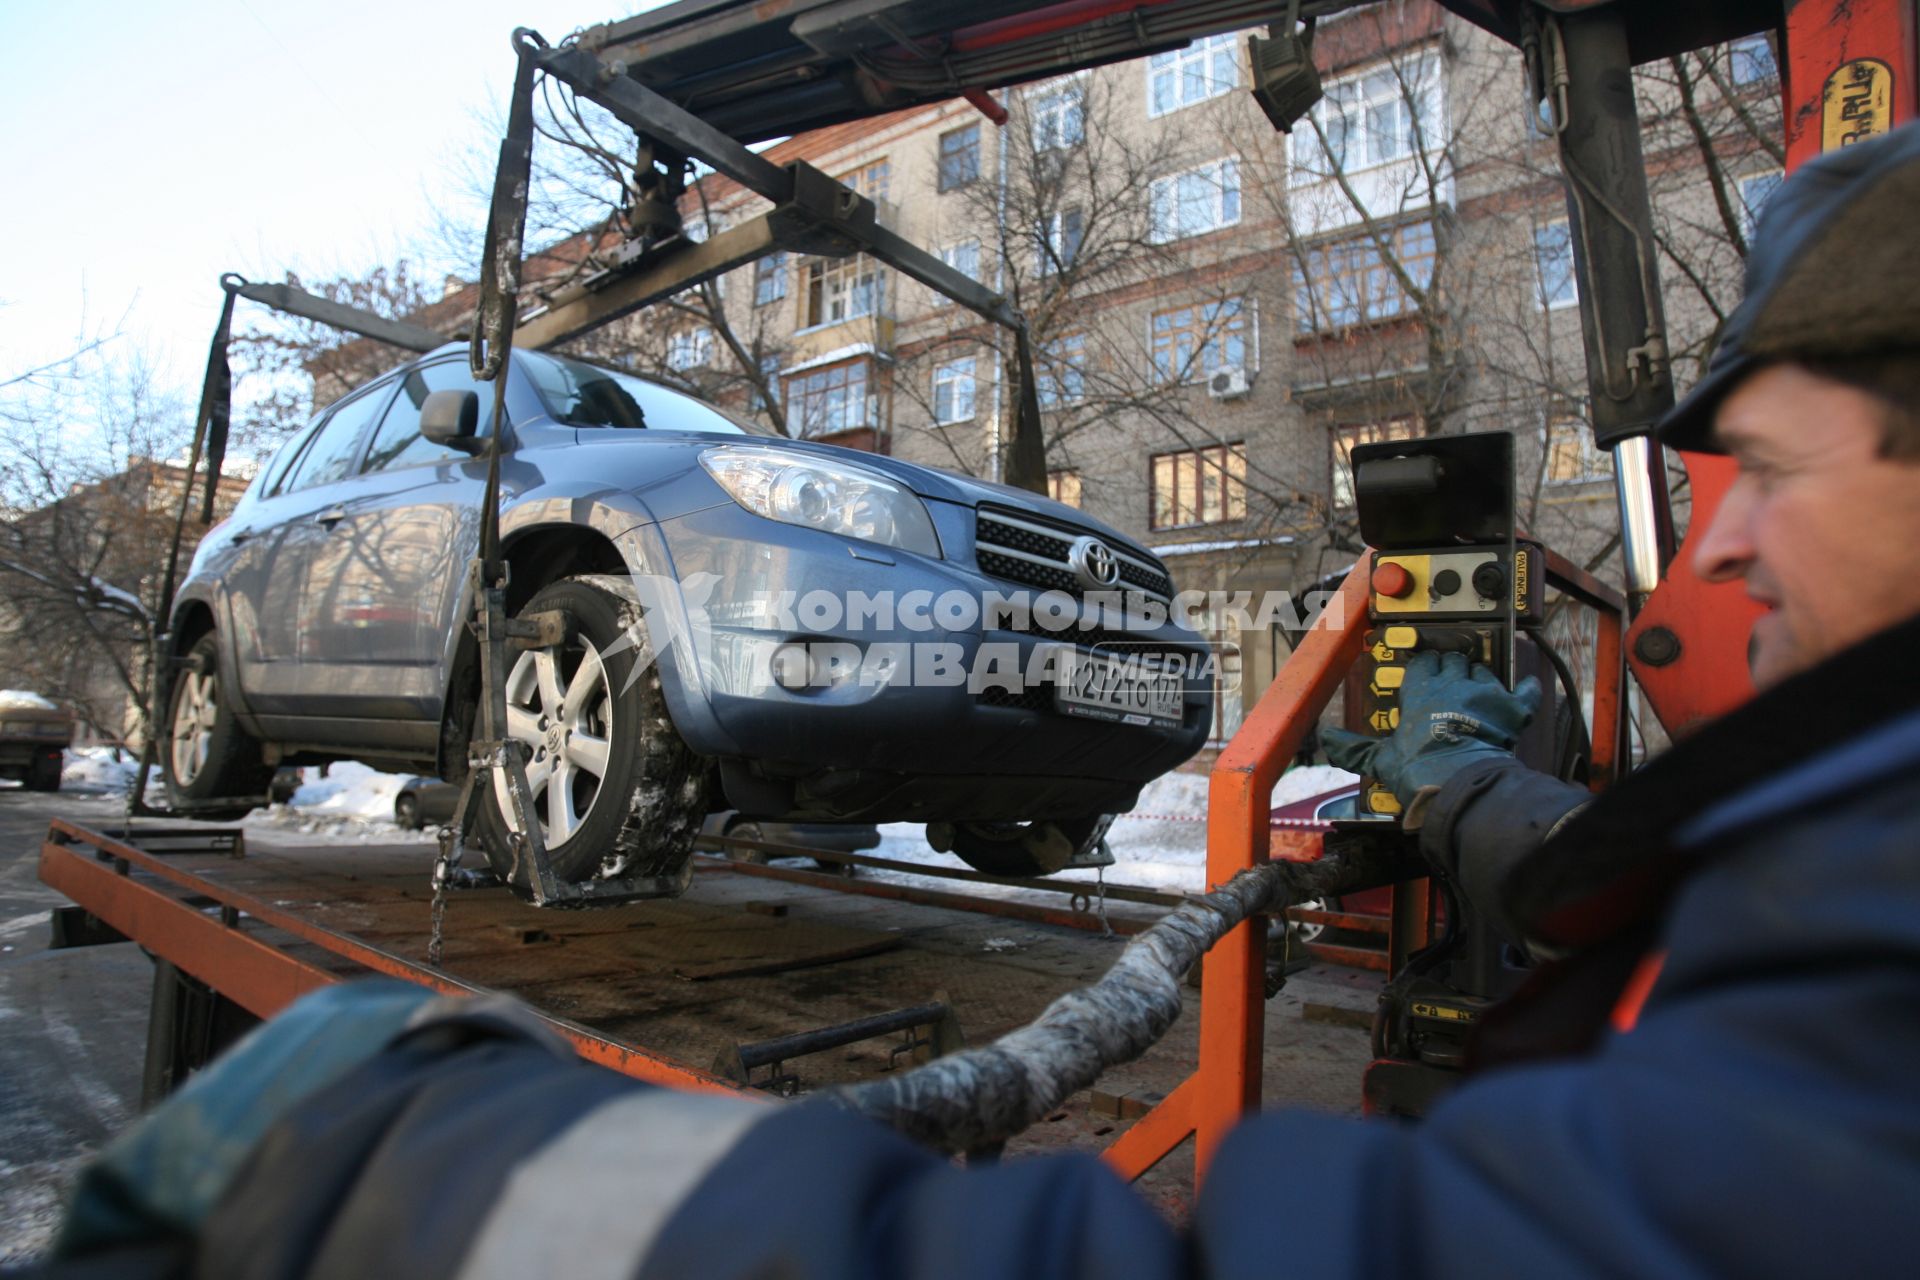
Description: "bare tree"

(229, 260), (446, 455)
(0, 340), (244, 740)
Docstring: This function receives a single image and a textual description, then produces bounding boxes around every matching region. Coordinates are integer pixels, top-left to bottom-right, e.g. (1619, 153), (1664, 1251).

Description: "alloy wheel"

(170, 670), (218, 786)
(495, 636), (615, 847)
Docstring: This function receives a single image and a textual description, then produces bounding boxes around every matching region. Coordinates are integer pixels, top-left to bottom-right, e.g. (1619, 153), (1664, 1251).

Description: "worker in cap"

(35, 125), (1920, 1280)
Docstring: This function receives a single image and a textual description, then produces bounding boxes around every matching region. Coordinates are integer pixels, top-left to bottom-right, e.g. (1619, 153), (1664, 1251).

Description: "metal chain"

(427, 826), (458, 967)
(1095, 863), (1113, 939)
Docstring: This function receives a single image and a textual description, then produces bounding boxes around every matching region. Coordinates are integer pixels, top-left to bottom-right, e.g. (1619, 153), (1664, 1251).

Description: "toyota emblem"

(1070, 536), (1122, 590)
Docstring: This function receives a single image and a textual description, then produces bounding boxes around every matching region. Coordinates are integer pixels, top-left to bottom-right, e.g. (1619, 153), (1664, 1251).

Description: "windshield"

(519, 351), (769, 436)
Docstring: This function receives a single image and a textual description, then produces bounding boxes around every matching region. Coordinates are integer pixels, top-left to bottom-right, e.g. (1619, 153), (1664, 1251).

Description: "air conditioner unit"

(1208, 366), (1252, 400)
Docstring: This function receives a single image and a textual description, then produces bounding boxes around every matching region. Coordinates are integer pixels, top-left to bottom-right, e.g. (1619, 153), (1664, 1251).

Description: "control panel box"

(1355, 541), (1544, 817)
(1367, 542), (1545, 622)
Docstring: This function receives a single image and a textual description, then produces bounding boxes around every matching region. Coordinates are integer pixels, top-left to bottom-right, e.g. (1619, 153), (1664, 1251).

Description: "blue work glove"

(1321, 650), (1542, 809)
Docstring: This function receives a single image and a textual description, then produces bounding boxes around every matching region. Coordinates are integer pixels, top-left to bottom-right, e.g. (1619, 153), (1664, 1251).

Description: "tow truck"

(36, 0), (1911, 1191)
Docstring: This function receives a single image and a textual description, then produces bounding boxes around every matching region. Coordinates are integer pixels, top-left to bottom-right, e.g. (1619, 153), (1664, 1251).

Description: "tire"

(162, 633), (270, 817)
(395, 793), (421, 830)
(942, 813), (1114, 878)
(475, 576), (708, 893)
(1287, 896), (1341, 945)
(25, 751), (62, 792)
(723, 817), (772, 865)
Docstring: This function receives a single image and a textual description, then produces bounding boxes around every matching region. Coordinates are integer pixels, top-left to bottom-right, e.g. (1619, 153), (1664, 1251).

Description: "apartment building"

(638, 1), (1781, 744)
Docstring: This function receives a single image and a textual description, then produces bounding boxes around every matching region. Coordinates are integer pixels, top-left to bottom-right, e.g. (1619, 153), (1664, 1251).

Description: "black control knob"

(1472, 562), (1506, 600)
(1432, 568), (1462, 596)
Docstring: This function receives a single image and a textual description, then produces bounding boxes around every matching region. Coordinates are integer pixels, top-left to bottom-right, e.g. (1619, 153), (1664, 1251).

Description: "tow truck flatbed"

(37, 816), (1377, 1206)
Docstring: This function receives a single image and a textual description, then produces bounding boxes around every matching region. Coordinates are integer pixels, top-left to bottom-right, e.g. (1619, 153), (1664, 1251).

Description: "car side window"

(361, 361), (503, 475)
(282, 384), (390, 493)
(261, 417), (325, 499)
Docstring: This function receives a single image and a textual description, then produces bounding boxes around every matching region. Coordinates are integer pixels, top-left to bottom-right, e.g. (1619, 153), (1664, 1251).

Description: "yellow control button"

(1374, 665), (1405, 689)
(1368, 790), (1403, 815)
(1383, 626), (1418, 649)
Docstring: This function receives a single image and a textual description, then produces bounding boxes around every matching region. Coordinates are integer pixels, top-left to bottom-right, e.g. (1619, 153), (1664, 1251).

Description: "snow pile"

(0, 690), (59, 712)
(863, 762), (1361, 899)
(244, 763), (434, 845)
(62, 747), (140, 794)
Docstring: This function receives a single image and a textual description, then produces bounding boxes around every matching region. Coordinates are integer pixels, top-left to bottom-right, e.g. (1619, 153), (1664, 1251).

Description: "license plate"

(1055, 648), (1185, 727)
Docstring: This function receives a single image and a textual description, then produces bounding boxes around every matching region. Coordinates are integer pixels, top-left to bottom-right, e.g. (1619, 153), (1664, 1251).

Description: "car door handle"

(314, 507), (348, 526)
(229, 529), (253, 544)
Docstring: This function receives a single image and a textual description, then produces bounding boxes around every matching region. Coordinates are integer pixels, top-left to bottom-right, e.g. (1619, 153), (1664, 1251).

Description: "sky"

(0, 0), (654, 394)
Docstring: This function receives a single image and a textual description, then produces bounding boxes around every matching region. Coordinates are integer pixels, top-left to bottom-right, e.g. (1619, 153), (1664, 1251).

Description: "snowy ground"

(40, 746), (1356, 895)
(40, 751), (433, 847)
(865, 763), (1358, 901)
(244, 763), (436, 846)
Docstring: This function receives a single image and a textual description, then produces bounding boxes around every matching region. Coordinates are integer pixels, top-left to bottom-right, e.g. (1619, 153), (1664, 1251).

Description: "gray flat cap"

(1659, 123), (1920, 452)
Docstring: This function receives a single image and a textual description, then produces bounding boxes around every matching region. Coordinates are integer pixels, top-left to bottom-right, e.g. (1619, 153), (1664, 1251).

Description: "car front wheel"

(476, 576), (708, 893)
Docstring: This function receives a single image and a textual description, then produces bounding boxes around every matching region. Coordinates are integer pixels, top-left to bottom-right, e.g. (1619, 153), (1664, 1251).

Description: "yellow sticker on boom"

(1411, 1002), (1477, 1023)
(1824, 59), (1893, 152)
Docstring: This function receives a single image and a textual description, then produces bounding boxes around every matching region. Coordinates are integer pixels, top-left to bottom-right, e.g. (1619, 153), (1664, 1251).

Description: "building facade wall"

(632, 4), (1778, 745)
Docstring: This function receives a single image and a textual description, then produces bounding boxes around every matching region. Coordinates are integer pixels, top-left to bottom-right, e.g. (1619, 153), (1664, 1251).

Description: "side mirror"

(421, 390), (485, 454)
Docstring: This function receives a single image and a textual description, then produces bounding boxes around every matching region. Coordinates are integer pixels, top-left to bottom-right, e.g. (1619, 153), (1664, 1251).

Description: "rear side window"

(259, 418), (324, 498)
(361, 361), (503, 474)
(281, 384), (391, 493)
(518, 351), (767, 436)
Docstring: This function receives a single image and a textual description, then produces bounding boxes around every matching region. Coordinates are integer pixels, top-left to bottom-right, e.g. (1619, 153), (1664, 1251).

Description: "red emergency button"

(1372, 561), (1415, 599)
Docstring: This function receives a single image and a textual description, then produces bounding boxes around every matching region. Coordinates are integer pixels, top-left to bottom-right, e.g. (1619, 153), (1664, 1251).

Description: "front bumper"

(629, 501), (1212, 824)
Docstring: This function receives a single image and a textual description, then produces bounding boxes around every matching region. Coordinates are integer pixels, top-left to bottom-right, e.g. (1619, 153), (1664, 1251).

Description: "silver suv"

(164, 346), (1211, 892)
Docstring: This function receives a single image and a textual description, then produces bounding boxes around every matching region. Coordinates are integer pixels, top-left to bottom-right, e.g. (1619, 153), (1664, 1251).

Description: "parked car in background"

(160, 345), (1210, 899)
(394, 777), (460, 830)
(0, 692), (72, 792)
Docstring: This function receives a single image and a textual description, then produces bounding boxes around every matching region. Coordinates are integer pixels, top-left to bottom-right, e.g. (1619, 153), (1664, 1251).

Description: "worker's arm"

(1322, 651), (1590, 943)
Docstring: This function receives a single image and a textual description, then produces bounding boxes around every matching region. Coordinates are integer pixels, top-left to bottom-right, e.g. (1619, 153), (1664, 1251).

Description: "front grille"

(975, 508), (1176, 602)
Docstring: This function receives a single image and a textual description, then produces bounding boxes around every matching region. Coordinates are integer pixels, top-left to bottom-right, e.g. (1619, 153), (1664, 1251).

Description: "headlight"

(700, 446), (941, 558)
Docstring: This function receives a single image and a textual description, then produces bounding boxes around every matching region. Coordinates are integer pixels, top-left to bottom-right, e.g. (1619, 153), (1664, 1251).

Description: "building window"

(666, 327), (713, 371)
(1150, 442), (1247, 529)
(1029, 80), (1085, 152)
(1740, 170), (1783, 237)
(1039, 332), (1087, 407)
(754, 253), (787, 307)
(1535, 220), (1578, 309)
(1048, 468), (1083, 508)
(840, 159), (891, 201)
(932, 239), (980, 308)
(932, 356), (977, 424)
(784, 359), (871, 439)
(938, 125), (981, 191)
(1544, 418), (1611, 485)
(1293, 221), (1435, 333)
(1035, 207), (1084, 276)
(1150, 157), (1241, 242)
(1333, 420), (1418, 510)
(1151, 297), (1249, 382)
(1148, 32), (1238, 117)
(804, 255), (885, 326)
(1294, 52), (1441, 179)
(1729, 34), (1777, 86)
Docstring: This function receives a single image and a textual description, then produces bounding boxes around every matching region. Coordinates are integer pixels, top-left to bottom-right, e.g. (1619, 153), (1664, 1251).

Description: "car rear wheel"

(940, 813), (1113, 878)
(722, 817), (772, 864)
(476, 577), (708, 893)
(162, 633), (270, 817)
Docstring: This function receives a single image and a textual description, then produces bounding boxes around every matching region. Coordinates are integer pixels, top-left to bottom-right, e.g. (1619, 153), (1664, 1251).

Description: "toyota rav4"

(163, 345), (1211, 895)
